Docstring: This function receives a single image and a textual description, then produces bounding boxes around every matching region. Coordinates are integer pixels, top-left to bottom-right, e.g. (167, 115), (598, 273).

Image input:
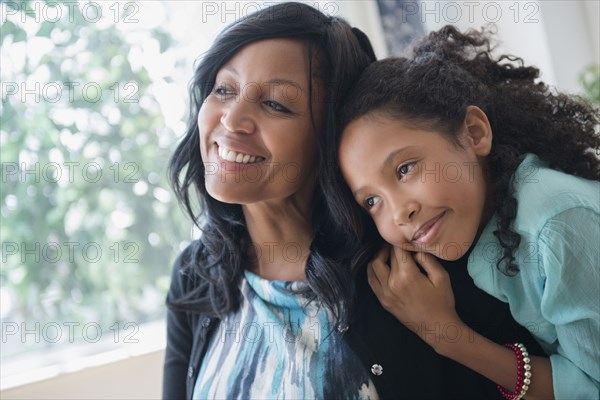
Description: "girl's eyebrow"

(352, 186), (368, 198)
(383, 146), (416, 169)
(352, 146), (417, 198)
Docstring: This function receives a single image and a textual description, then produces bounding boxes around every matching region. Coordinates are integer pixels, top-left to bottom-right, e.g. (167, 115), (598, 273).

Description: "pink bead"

(497, 342), (531, 400)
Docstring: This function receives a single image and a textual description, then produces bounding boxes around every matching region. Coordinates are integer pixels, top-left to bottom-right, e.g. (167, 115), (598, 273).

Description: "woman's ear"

(463, 106), (493, 156)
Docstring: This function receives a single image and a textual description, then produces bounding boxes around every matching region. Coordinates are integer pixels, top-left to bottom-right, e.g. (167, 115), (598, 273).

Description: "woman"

(163, 3), (543, 399)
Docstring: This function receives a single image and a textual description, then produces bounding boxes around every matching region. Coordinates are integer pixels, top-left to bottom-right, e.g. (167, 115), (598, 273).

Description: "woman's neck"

(242, 198), (313, 282)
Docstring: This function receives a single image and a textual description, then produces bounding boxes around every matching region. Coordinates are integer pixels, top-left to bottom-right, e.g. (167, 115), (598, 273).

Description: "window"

(0, 0), (206, 384)
(1, 0), (365, 388)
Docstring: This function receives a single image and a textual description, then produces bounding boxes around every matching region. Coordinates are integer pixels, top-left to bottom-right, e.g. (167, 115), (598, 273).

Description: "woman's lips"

(216, 143), (265, 164)
(412, 211), (447, 244)
(213, 143), (267, 172)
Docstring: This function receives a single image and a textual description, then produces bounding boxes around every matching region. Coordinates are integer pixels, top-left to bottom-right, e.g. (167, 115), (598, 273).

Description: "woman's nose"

(220, 100), (256, 134)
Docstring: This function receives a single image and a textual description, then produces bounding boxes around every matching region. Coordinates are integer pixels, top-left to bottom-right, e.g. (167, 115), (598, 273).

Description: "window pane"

(0, 0), (203, 373)
(1, 0), (348, 380)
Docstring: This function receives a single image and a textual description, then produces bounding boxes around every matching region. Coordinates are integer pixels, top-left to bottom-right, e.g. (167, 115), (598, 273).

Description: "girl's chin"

(435, 243), (469, 261)
(389, 241), (468, 261)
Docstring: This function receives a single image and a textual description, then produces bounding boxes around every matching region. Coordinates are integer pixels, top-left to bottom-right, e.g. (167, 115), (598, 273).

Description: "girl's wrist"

(428, 319), (471, 355)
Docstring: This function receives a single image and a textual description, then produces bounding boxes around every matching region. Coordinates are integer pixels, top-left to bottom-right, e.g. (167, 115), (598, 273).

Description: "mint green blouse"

(468, 153), (600, 399)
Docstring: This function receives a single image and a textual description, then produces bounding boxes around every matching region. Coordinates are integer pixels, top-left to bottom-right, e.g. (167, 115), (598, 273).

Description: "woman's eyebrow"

(265, 79), (303, 91)
(223, 64), (238, 75)
(219, 67), (304, 93)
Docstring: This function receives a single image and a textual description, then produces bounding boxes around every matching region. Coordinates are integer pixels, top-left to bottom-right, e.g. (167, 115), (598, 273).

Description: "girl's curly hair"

(329, 25), (600, 275)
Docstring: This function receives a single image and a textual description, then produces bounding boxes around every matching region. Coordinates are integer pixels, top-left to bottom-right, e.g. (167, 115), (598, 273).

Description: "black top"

(163, 241), (544, 399)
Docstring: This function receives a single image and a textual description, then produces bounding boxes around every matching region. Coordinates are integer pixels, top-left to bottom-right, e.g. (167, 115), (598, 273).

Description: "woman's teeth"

(218, 146), (265, 164)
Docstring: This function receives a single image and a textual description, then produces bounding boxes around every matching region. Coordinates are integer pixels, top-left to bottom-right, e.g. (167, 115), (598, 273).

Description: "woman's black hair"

(330, 25), (599, 275)
(168, 2), (376, 326)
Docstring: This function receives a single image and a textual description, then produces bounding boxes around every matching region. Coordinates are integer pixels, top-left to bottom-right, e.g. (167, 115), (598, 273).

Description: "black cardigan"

(163, 242), (544, 399)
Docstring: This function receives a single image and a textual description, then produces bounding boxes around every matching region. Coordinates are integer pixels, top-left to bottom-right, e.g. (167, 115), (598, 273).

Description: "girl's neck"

(474, 160), (497, 245)
(482, 156), (496, 218)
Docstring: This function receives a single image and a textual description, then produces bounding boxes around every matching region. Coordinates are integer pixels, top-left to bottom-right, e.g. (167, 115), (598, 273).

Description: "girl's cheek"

(377, 220), (405, 247)
(374, 220), (390, 242)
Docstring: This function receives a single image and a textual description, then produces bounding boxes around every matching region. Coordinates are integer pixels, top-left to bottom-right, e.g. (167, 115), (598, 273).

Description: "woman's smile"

(216, 144), (266, 164)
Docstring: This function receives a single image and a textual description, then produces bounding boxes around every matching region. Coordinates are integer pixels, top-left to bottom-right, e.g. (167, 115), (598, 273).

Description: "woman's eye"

(397, 162), (416, 179)
(263, 100), (290, 113)
(364, 196), (380, 210)
(213, 85), (234, 97)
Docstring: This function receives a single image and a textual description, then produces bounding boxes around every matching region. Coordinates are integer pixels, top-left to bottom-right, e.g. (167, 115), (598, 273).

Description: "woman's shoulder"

(168, 239), (206, 297)
(512, 153), (599, 233)
(171, 239), (205, 272)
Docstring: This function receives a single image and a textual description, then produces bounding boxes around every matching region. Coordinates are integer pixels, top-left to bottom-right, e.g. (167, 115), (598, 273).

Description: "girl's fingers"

(368, 246), (392, 297)
(391, 245), (418, 275)
(412, 251), (448, 285)
(370, 255), (391, 283)
(370, 246), (393, 294)
(374, 245), (390, 264)
(398, 242), (421, 253)
(367, 263), (384, 298)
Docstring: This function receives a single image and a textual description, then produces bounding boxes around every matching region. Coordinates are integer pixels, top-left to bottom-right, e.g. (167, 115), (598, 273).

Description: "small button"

(371, 364), (383, 376)
(337, 324), (348, 333)
(202, 317), (211, 327)
(187, 366), (194, 378)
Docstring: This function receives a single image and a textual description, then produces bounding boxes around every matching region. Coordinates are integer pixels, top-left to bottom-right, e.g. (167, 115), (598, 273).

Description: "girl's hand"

(368, 245), (556, 399)
(367, 245), (463, 349)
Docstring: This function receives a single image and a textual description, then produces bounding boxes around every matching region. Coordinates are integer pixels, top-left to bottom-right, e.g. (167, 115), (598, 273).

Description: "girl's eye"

(363, 196), (380, 210)
(263, 100), (290, 113)
(397, 162), (416, 179)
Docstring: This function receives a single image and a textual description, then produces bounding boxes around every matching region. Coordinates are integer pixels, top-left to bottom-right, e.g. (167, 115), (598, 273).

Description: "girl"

(334, 26), (600, 399)
(164, 5), (544, 399)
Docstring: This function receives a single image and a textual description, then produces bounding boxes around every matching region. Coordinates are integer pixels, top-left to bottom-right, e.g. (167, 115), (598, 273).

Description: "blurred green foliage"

(1, 0), (191, 355)
(579, 64), (600, 104)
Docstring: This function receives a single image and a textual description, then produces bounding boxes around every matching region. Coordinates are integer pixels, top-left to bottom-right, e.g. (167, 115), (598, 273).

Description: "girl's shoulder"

(511, 153), (599, 233)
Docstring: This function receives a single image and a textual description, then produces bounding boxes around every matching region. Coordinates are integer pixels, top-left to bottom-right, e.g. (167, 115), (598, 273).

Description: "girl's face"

(339, 112), (492, 260)
(198, 38), (322, 205)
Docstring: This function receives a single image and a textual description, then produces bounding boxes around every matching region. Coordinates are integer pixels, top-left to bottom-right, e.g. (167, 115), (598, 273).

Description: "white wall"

(419, 1), (557, 85)
(418, 0), (599, 94)
(540, 0), (599, 93)
(336, 0), (389, 59)
(1, 350), (164, 400)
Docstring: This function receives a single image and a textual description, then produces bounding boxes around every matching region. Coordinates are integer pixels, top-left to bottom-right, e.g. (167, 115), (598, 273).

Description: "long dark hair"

(329, 25), (599, 275)
(168, 2), (376, 325)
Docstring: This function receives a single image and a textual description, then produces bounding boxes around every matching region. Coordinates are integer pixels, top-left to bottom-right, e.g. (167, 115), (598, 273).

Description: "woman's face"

(198, 38), (322, 205)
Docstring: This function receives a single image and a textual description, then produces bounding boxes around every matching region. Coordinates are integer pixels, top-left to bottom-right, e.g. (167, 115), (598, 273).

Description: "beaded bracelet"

(497, 342), (532, 400)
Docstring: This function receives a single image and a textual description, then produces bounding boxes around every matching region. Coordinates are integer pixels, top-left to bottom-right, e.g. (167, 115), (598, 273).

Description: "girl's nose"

(392, 200), (420, 225)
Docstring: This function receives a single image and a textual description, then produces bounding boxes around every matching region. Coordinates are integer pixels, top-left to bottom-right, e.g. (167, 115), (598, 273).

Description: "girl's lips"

(412, 211), (447, 245)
